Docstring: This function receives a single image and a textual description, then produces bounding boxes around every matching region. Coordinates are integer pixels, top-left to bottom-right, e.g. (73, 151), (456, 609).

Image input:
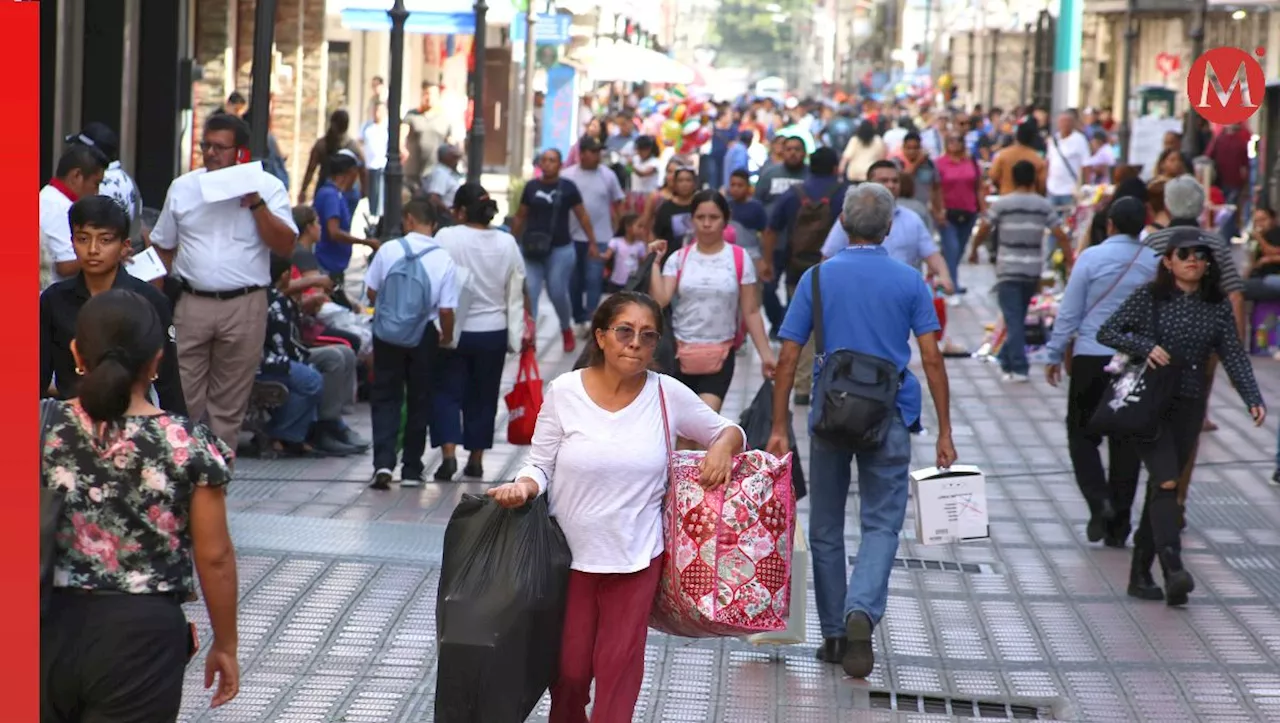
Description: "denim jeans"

(940, 216), (975, 290)
(260, 361), (322, 443)
(996, 279), (1039, 375)
(366, 168), (385, 217)
(808, 414), (913, 637)
(525, 243), (575, 332)
(1221, 186), (1244, 242)
(431, 330), (508, 450)
(570, 240), (607, 324)
(762, 246), (788, 332)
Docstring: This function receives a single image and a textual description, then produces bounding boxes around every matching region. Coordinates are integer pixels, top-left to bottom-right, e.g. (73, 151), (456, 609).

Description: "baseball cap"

(65, 121), (119, 161)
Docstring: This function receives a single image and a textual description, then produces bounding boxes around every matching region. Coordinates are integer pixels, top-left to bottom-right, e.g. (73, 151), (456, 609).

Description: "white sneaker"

(1001, 372), (1030, 384)
(400, 474), (423, 488)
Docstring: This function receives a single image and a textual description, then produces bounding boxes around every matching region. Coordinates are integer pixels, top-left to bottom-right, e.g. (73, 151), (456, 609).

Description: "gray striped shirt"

(987, 192), (1060, 282)
(1141, 224), (1244, 295)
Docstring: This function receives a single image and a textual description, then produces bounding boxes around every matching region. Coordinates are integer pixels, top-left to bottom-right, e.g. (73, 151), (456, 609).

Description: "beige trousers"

(174, 290), (269, 451)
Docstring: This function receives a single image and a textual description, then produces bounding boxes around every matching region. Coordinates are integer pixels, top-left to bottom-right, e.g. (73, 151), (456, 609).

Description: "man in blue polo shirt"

(767, 182), (956, 681)
(313, 149), (380, 307)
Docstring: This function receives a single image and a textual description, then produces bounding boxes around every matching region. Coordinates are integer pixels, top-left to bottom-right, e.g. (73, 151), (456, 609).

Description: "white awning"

(572, 43), (695, 85)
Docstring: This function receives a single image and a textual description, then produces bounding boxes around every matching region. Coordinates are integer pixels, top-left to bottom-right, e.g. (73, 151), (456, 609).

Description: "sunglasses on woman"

(605, 325), (661, 348)
(1173, 246), (1210, 262)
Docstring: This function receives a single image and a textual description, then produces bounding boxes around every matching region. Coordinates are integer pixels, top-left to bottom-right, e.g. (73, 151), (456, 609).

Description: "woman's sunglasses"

(605, 325), (661, 348)
(1173, 246), (1210, 262)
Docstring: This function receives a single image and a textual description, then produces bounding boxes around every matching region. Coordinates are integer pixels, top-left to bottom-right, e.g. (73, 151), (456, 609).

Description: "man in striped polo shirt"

(973, 160), (1071, 382)
(1140, 174), (1247, 511)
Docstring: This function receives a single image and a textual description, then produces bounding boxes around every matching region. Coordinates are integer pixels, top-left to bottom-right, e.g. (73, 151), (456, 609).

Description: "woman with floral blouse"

(41, 289), (240, 721)
(1098, 228), (1265, 607)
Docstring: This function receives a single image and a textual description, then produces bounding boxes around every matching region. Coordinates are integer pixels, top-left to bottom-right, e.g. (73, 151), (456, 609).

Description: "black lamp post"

(247, 0), (278, 159)
(1182, 0), (1208, 160)
(469, 0), (488, 184)
(383, 0), (409, 237)
(1119, 0), (1137, 164)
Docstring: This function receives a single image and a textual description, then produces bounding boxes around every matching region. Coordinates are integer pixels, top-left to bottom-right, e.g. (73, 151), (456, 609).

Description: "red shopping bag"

(505, 348), (543, 445)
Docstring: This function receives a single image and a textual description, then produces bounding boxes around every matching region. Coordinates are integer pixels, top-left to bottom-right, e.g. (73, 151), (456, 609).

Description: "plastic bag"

(739, 381), (807, 501)
(435, 494), (573, 723)
(505, 348), (543, 445)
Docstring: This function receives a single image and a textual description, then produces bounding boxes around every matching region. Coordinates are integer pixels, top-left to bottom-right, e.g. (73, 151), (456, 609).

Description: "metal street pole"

(521, 7), (537, 176)
(383, 0), (408, 237)
(987, 29), (1000, 110)
(469, 0), (488, 184)
(1020, 23), (1031, 103)
(1119, 0), (1137, 164)
(247, 0), (278, 159)
(1182, 0), (1208, 159)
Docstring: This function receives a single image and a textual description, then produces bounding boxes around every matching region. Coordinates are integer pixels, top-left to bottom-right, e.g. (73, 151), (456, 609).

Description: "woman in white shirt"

(648, 190), (777, 414)
(489, 291), (744, 722)
(431, 183), (531, 480)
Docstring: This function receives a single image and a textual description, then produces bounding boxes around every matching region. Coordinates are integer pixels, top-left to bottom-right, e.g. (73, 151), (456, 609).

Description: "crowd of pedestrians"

(35, 79), (1277, 721)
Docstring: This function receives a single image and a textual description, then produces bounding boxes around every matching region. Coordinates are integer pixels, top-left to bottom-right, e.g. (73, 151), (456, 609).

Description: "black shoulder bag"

(520, 180), (563, 260)
(39, 398), (63, 617)
(1088, 298), (1180, 439)
(810, 263), (904, 452)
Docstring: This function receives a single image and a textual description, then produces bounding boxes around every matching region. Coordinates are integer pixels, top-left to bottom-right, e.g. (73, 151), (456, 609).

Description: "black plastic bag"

(573, 252), (676, 373)
(435, 494), (573, 723)
(739, 381), (807, 500)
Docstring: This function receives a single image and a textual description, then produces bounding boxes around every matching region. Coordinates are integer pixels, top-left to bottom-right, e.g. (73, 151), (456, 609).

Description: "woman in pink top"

(934, 134), (987, 293)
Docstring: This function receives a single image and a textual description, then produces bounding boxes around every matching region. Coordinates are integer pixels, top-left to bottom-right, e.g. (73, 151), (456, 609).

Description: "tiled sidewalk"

(179, 264), (1280, 722)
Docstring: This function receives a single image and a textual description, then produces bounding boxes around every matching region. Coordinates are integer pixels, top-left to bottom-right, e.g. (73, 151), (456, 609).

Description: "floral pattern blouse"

(42, 400), (232, 598)
(262, 287), (308, 378)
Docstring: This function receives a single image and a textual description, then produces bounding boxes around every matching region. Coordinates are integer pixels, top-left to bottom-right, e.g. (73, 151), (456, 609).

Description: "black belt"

(55, 587), (183, 602)
(180, 281), (264, 300)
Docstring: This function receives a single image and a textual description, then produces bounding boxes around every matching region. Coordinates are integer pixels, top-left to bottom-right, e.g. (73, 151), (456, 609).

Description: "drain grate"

(869, 691), (1046, 719)
(847, 556), (1000, 574)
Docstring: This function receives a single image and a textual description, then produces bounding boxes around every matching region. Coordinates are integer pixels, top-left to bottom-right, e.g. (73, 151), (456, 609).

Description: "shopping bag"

(650, 449), (796, 638)
(505, 348), (543, 445)
(1088, 360), (1179, 439)
(738, 380), (807, 500)
(744, 521), (808, 645)
(435, 494), (573, 723)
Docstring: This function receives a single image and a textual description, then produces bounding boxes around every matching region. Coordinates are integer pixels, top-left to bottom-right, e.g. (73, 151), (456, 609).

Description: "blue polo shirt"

(779, 245), (941, 428)
(313, 181), (353, 273)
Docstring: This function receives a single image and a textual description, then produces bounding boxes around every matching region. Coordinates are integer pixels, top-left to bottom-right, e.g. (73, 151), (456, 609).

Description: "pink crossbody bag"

(672, 243), (746, 376)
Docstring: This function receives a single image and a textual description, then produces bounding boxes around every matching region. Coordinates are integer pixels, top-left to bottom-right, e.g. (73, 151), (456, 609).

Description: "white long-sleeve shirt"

(515, 370), (743, 574)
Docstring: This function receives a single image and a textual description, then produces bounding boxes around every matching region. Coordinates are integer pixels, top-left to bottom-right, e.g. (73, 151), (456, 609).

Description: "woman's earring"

(150, 374), (159, 382)
(75, 367), (85, 376)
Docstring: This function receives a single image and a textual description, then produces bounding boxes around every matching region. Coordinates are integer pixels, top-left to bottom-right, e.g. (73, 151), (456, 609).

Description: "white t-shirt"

(433, 225), (525, 333)
(362, 121), (389, 171)
(662, 243), (755, 343)
(39, 184), (76, 286)
(606, 236), (648, 286)
(364, 231), (461, 322)
(1046, 131), (1090, 197)
(631, 155), (662, 195)
(515, 370), (743, 573)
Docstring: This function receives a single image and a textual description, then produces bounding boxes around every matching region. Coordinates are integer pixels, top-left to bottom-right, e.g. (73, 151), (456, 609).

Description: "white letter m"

(1198, 61), (1256, 110)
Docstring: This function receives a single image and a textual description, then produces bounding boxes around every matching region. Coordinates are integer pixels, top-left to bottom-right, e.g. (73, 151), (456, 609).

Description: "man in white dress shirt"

(151, 113), (299, 451)
(40, 145), (106, 289)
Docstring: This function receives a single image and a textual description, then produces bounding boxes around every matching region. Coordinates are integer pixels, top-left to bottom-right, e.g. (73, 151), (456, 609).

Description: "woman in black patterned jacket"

(1098, 228), (1266, 606)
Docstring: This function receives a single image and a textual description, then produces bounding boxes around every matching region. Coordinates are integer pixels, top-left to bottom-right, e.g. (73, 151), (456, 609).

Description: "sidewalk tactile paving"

(168, 263), (1280, 721)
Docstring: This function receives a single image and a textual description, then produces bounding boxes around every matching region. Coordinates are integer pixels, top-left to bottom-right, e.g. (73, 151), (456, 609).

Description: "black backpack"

(809, 263), (903, 452)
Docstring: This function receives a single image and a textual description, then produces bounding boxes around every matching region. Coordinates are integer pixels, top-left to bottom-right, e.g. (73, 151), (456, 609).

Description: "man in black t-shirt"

(510, 148), (594, 352)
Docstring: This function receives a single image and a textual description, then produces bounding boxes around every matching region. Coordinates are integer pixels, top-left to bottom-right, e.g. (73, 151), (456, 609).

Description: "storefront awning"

(572, 43), (695, 85)
(337, 0), (514, 35)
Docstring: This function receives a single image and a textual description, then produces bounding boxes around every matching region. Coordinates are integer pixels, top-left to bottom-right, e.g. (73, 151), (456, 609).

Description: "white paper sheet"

(123, 246), (168, 282)
(198, 161), (265, 204)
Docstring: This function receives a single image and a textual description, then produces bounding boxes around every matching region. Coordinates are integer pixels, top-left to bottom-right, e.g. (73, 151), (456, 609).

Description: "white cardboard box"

(910, 465), (989, 545)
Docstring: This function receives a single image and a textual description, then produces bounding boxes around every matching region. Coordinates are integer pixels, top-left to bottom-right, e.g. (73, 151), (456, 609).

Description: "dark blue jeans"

(996, 279), (1039, 375)
(258, 361), (322, 443)
(431, 330), (508, 451)
(371, 328), (438, 477)
(940, 215), (976, 291)
(570, 240), (607, 324)
(762, 246), (788, 332)
(808, 414), (913, 637)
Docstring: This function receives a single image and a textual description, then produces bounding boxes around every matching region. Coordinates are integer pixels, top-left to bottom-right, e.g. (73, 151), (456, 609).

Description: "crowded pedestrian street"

(156, 262), (1280, 723)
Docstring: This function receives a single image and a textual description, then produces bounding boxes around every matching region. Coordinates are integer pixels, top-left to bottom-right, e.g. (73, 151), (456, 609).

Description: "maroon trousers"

(549, 555), (663, 723)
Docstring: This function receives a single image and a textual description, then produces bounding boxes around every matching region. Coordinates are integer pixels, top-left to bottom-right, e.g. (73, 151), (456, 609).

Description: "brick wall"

(190, 0), (327, 196)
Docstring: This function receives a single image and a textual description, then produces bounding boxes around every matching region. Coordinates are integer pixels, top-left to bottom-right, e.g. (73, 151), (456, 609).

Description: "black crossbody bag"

(521, 180), (563, 260)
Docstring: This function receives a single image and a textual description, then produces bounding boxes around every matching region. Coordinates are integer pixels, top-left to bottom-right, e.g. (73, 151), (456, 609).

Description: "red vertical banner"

(0, 0), (40, 717)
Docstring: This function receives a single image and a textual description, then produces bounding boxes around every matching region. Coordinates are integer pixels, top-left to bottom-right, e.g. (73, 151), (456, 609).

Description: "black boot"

(1104, 512), (1132, 549)
(1087, 499), (1116, 543)
(1160, 546), (1195, 606)
(815, 637), (847, 664)
(1127, 548), (1163, 601)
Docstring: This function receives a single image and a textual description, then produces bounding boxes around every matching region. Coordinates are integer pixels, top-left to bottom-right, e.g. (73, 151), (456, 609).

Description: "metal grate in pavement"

(867, 690), (1049, 719)
(847, 556), (1001, 575)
